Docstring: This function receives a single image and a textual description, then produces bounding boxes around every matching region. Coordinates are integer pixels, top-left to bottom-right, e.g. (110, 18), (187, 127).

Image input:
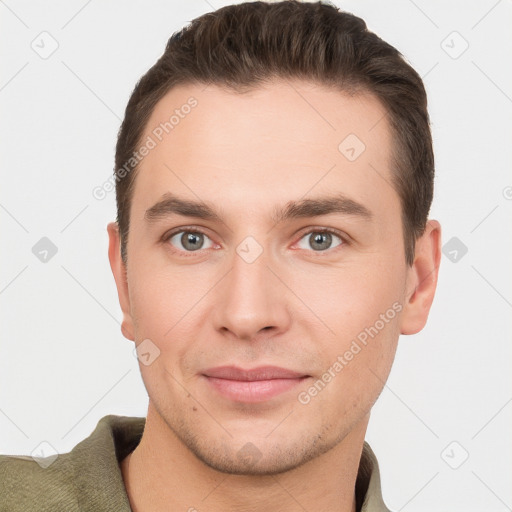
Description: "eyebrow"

(144, 192), (373, 225)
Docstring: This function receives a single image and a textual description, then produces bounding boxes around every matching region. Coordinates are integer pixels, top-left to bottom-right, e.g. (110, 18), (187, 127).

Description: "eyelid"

(162, 225), (212, 241)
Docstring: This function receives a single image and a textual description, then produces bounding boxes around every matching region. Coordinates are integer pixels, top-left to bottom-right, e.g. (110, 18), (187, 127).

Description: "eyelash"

(161, 226), (348, 257)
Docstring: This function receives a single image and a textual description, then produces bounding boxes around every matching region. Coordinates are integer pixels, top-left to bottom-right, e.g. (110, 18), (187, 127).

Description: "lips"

(202, 365), (307, 381)
(201, 365), (310, 403)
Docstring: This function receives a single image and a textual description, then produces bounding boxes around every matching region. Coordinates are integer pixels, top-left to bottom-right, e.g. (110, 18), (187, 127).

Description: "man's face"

(110, 80), (422, 474)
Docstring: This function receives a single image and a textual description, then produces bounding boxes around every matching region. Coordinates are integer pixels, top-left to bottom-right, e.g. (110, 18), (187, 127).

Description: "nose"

(212, 244), (291, 341)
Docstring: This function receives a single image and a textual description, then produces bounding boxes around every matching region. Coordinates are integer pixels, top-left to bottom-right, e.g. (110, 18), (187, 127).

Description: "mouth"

(201, 365), (310, 403)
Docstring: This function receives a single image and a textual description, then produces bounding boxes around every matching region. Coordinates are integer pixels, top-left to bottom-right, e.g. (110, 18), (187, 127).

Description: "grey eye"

(168, 231), (214, 252)
(297, 231), (343, 252)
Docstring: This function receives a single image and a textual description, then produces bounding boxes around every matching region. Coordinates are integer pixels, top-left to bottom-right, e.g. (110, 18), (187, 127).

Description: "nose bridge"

(213, 238), (290, 340)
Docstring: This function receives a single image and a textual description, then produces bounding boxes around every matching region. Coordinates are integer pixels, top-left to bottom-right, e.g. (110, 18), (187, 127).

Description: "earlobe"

(400, 220), (442, 335)
(107, 222), (135, 341)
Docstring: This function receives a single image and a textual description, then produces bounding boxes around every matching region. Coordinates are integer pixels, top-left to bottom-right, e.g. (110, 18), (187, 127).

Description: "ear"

(107, 222), (135, 341)
(400, 219), (442, 335)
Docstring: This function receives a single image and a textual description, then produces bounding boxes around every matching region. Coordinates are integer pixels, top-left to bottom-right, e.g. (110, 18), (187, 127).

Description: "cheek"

(289, 258), (404, 338)
(128, 260), (204, 338)
(289, 259), (403, 403)
(303, 311), (400, 429)
(127, 264), (213, 384)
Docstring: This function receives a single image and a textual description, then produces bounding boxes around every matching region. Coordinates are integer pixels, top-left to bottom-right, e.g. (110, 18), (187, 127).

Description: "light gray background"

(1, 1), (511, 510)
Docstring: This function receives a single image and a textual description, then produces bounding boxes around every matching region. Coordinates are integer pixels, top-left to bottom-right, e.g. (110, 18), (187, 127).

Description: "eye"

(295, 229), (345, 252)
(164, 229), (215, 252)
(162, 227), (346, 255)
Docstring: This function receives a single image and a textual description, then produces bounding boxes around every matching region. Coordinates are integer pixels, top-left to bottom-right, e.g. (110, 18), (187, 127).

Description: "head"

(108, 0), (441, 476)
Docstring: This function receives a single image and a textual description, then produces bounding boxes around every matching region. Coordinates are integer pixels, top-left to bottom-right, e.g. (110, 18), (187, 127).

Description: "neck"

(121, 403), (368, 512)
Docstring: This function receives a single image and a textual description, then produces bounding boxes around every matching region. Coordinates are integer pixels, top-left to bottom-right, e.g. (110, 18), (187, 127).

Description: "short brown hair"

(114, 0), (434, 266)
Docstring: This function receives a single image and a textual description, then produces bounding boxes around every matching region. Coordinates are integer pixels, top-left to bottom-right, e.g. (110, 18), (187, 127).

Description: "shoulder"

(0, 451), (77, 511)
(0, 414), (145, 512)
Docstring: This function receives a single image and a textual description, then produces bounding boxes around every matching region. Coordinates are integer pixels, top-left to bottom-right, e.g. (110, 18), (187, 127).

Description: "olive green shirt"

(0, 415), (391, 511)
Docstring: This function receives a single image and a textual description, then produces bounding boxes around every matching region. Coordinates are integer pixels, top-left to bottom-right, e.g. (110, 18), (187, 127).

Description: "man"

(0, 1), (441, 510)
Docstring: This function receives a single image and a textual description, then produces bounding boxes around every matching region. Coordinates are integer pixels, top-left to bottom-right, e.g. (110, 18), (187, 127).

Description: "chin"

(178, 425), (340, 476)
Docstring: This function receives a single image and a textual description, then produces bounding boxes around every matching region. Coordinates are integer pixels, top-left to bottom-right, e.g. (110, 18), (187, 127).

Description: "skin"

(108, 79), (441, 512)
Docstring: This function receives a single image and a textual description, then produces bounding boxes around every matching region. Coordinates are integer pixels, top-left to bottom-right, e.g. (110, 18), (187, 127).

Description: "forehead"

(130, 79), (397, 223)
